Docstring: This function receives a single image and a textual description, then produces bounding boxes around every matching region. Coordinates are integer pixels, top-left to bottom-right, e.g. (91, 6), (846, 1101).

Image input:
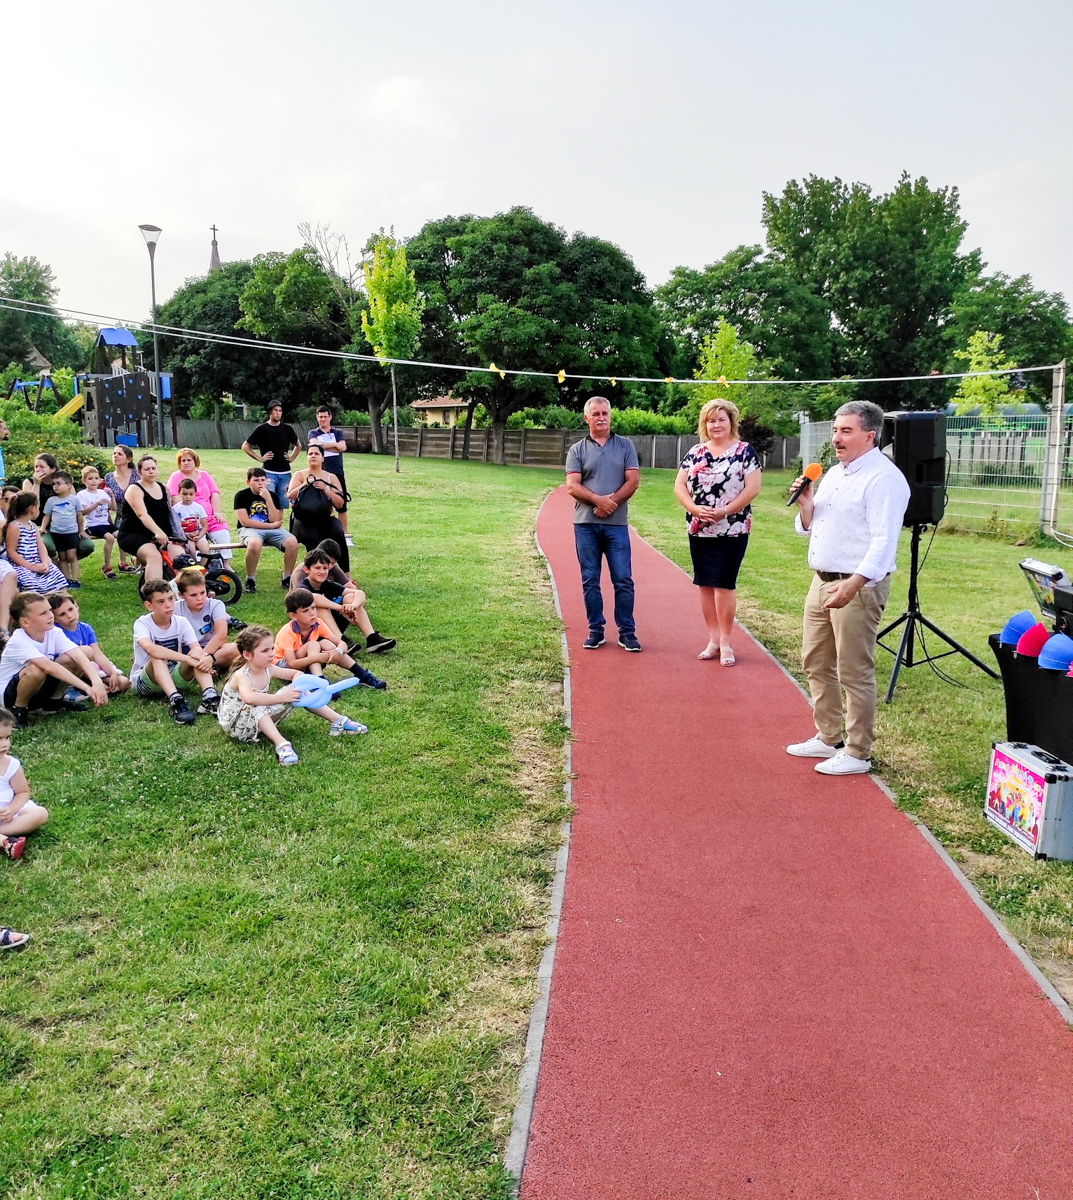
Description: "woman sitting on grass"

(217, 624), (367, 767)
(116, 456), (186, 582)
(286, 445), (349, 572)
(166, 448), (235, 564)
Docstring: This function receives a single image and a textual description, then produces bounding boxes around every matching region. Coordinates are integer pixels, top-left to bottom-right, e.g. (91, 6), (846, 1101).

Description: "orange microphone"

(786, 462), (823, 506)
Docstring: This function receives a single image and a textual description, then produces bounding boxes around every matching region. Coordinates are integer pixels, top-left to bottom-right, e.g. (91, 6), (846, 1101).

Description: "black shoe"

(11, 707), (29, 730)
(365, 632), (396, 654)
(228, 616), (247, 632)
(583, 630), (605, 649)
(169, 695), (196, 725)
(196, 692), (220, 716)
(40, 698), (89, 715)
(245, 578), (257, 594)
(281, 576), (291, 590)
(352, 666), (387, 691)
(618, 632), (642, 652)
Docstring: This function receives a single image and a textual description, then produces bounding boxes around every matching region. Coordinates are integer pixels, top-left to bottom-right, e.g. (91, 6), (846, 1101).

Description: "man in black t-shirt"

(241, 402), (300, 512)
(233, 467), (299, 592)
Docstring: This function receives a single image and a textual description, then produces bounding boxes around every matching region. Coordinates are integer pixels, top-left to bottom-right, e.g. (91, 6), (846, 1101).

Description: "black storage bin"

(990, 634), (1073, 763)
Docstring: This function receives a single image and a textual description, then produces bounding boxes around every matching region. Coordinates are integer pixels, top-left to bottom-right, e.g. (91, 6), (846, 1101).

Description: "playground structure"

(4, 329), (175, 448)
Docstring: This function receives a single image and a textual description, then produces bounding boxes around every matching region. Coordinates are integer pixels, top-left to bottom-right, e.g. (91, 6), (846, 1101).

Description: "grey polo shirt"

(565, 433), (640, 525)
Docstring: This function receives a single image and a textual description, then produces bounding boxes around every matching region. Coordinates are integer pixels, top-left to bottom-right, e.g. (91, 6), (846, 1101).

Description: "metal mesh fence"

(798, 413), (1073, 540)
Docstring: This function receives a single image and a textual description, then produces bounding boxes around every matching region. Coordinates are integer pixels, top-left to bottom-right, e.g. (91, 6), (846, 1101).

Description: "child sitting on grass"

(219, 624), (367, 765)
(0, 706), (49, 860)
(48, 592), (130, 694)
(6, 494), (69, 594)
(77, 466), (119, 580)
(42, 471), (84, 589)
(173, 478), (213, 560)
(274, 588), (387, 690)
(0, 592), (108, 728)
(175, 568), (239, 692)
(291, 545), (396, 654)
(131, 579), (215, 725)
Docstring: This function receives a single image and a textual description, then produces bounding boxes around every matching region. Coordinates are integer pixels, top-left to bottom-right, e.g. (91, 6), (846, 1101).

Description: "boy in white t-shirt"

(174, 478), (212, 559)
(174, 568), (238, 710)
(78, 465), (119, 580)
(0, 593), (109, 728)
(131, 579), (215, 724)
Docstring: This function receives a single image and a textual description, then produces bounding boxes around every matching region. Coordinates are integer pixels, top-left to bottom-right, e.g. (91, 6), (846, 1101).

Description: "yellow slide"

(55, 393), (85, 420)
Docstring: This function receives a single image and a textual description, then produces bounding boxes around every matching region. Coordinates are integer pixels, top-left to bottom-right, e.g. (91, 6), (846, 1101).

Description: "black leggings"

(290, 515), (349, 572)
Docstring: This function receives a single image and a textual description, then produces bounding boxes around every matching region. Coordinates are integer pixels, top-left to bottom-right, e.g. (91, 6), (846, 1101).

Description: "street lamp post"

(138, 224), (164, 446)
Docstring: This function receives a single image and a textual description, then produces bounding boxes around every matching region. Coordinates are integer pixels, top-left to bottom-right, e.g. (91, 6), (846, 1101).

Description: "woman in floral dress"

(673, 399), (762, 665)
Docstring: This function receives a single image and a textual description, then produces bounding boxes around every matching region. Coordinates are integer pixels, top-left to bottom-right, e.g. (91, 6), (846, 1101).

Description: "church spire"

(209, 224), (222, 273)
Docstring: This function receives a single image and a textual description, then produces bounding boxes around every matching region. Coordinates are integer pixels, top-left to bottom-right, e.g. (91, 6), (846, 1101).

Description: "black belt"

(816, 570), (852, 582)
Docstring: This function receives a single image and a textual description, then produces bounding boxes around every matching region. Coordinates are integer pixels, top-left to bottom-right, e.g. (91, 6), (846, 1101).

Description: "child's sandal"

(329, 717), (368, 736)
(0, 835), (26, 860)
(0, 927), (29, 949)
(275, 741), (299, 767)
(101, 566), (118, 580)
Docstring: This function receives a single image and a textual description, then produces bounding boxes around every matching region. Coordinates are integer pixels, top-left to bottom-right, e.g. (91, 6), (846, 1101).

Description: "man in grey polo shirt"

(565, 396), (642, 651)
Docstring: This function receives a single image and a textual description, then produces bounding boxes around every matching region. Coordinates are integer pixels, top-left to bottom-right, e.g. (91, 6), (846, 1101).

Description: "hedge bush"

(0, 400), (110, 485)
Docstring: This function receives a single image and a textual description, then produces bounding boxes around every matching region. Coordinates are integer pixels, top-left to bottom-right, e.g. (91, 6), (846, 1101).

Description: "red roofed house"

(411, 395), (470, 427)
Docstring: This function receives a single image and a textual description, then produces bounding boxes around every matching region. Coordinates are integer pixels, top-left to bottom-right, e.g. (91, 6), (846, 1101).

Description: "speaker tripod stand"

(877, 522), (998, 703)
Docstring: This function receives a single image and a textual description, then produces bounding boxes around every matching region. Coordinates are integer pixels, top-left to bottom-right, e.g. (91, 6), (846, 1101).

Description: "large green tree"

(761, 173), (980, 408)
(947, 270), (1071, 404)
(0, 253), (86, 371)
(239, 229), (398, 451)
(656, 245), (834, 381)
(406, 207), (671, 463)
(154, 260), (339, 416)
(360, 233), (424, 468)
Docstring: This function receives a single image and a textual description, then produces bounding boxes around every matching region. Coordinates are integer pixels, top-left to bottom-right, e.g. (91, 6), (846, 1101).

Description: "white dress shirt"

(796, 447), (910, 584)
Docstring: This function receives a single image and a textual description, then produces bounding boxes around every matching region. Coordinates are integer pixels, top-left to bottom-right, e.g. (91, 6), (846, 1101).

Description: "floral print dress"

(217, 666), (292, 743)
(679, 441), (761, 537)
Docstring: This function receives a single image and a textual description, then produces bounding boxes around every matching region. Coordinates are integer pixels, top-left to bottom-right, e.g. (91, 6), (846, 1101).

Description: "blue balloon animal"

(289, 673), (363, 709)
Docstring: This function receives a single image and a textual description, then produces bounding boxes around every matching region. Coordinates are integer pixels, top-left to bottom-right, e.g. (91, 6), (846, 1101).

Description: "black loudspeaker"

(882, 411), (946, 527)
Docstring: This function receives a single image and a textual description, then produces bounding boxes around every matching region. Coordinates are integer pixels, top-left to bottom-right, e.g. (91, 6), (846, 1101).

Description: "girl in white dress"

(217, 626), (366, 766)
(0, 706), (49, 860)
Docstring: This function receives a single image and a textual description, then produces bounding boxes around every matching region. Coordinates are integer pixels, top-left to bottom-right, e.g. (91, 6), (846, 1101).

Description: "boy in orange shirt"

(273, 588), (387, 689)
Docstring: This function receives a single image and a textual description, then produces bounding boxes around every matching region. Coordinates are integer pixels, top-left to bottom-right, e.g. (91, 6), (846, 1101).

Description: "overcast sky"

(3, 0), (1071, 332)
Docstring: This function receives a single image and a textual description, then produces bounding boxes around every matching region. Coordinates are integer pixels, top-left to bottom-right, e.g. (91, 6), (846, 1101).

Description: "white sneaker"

(786, 735), (843, 758)
(815, 750), (872, 775)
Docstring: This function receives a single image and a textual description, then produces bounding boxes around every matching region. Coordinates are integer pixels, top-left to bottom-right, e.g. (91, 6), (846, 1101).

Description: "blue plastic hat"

(1039, 632), (1073, 671)
(999, 610), (1038, 645)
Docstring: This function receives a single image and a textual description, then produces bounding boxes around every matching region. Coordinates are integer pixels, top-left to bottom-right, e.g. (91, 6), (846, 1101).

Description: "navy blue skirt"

(688, 534), (749, 589)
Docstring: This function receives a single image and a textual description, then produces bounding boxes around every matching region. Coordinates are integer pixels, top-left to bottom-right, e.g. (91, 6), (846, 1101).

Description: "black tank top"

(119, 481), (174, 543)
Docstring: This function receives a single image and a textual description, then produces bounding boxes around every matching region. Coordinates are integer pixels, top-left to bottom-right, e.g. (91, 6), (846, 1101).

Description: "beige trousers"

(801, 573), (891, 761)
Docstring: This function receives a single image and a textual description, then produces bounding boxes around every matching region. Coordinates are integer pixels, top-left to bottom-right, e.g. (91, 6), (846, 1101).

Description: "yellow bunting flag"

(665, 377), (674, 384)
(718, 376), (727, 386)
(557, 369), (566, 383)
(610, 378), (617, 386)
(489, 362), (505, 379)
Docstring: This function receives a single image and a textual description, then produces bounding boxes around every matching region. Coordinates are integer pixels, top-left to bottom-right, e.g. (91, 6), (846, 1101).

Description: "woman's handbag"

(292, 478), (333, 520)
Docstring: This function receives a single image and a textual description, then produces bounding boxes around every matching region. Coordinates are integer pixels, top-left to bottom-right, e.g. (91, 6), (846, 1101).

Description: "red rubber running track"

(520, 487), (1073, 1200)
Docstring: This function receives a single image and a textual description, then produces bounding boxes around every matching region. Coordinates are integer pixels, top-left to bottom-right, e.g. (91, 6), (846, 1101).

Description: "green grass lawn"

(630, 467), (1073, 999)
(3, 451), (1072, 1198)
(0, 452), (568, 1200)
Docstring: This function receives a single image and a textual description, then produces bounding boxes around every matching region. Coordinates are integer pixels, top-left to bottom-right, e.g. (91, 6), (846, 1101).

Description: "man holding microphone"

(786, 401), (910, 776)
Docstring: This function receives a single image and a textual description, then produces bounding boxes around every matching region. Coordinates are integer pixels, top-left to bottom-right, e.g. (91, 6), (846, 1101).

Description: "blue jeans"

(574, 523), (635, 636)
(265, 470), (291, 511)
